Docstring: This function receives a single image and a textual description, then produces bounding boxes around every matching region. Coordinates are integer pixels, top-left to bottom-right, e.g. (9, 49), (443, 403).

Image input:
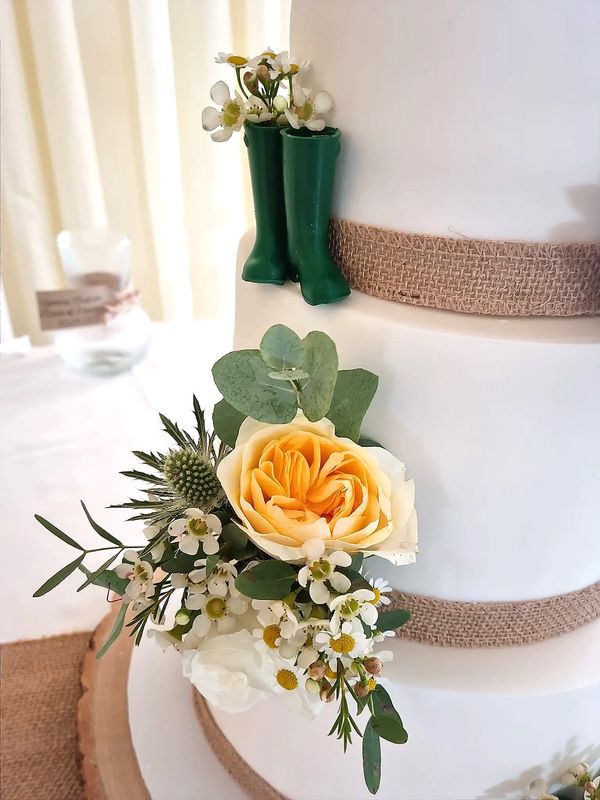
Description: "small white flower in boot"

(169, 509), (222, 556)
(284, 85), (333, 131)
(202, 81), (246, 142)
(190, 592), (248, 637)
(365, 576), (393, 607)
(297, 538), (351, 604)
(244, 97), (273, 124)
(214, 52), (261, 69)
(115, 550), (156, 603)
(329, 589), (379, 634)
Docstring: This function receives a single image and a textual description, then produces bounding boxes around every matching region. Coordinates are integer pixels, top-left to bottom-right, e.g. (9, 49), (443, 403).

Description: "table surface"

(0, 321), (232, 643)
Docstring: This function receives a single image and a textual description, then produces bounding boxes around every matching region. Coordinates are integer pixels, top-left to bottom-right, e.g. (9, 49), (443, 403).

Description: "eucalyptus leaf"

(220, 522), (248, 550)
(235, 560), (297, 600)
(78, 564), (128, 596)
(299, 331), (338, 422)
(371, 714), (408, 744)
(339, 566), (372, 592)
(80, 501), (123, 546)
(358, 437), (383, 448)
(260, 324), (305, 370)
(77, 553), (120, 592)
(268, 369), (310, 381)
(362, 719), (382, 795)
(212, 399), (246, 448)
(327, 369), (379, 442)
(96, 603), (127, 659)
(212, 350), (298, 423)
(33, 553), (86, 597)
(377, 608), (411, 632)
(350, 553), (364, 572)
(159, 551), (199, 574)
(34, 514), (84, 551)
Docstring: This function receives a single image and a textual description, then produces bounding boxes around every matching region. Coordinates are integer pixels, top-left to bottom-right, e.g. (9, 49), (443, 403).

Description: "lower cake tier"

(128, 621), (600, 800)
(233, 231), (600, 603)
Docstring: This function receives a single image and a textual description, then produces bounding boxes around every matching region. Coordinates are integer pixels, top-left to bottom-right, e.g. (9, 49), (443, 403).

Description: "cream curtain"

(1, 0), (291, 344)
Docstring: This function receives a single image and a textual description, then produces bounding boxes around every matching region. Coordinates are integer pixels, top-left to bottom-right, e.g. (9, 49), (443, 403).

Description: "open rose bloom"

(218, 411), (417, 565)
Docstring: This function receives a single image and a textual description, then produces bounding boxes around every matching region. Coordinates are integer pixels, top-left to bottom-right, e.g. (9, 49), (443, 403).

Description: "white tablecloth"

(0, 321), (232, 643)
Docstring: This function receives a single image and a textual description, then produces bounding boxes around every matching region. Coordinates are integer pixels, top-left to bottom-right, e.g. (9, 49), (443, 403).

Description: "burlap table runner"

(329, 218), (600, 316)
(1, 632), (91, 800)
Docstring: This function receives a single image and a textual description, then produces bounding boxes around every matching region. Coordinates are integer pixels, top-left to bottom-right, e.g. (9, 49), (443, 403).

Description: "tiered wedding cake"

(211, 1), (600, 798)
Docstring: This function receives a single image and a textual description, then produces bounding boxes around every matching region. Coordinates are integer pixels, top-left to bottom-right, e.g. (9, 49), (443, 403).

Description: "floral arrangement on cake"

(34, 324), (417, 794)
(527, 762), (600, 800)
(202, 48), (333, 140)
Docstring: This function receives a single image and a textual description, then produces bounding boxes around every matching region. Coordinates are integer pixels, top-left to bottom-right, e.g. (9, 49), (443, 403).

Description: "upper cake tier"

(291, 0), (600, 242)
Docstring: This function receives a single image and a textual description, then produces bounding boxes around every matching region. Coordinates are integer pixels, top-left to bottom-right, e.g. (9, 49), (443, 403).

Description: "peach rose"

(217, 412), (417, 565)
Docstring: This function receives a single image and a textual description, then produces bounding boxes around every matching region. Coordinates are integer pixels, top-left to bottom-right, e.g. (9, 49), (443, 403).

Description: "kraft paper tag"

(36, 286), (114, 331)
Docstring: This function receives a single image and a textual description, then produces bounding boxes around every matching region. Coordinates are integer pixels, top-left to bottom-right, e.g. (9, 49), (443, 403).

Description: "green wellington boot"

(281, 127), (350, 305)
(242, 123), (295, 285)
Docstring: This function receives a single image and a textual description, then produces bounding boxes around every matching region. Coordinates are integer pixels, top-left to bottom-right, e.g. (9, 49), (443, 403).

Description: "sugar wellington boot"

(281, 127), (350, 305)
(242, 123), (295, 285)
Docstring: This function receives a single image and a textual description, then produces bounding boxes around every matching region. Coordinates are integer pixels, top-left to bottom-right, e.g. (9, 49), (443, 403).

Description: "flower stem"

(235, 68), (249, 99)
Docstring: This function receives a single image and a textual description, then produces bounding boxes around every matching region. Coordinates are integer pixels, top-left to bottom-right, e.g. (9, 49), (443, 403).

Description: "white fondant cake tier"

(128, 626), (600, 800)
(292, 0), (600, 243)
(234, 231), (600, 602)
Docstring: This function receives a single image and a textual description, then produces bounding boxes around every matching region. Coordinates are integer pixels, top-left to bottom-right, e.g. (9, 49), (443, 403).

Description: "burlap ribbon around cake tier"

(387, 580), (600, 648)
(329, 218), (600, 316)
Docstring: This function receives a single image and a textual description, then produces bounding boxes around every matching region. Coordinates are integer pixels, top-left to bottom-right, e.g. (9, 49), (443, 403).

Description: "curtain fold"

(1, 0), (291, 344)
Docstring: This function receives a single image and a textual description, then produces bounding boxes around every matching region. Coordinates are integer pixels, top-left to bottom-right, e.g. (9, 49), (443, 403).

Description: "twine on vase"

(329, 219), (600, 317)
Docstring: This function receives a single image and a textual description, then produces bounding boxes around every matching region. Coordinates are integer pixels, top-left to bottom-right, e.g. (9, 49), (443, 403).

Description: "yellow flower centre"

(262, 50), (276, 58)
(222, 101), (242, 128)
(298, 101), (313, 121)
(369, 588), (381, 605)
(134, 562), (151, 582)
(325, 665), (337, 680)
(227, 55), (248, 66)
(339, 598), (360, 618)
(367, 678), (377, 692)
(276, 669), (298, 691)
(205, 597), (227, 620)
(310, 559), (332, 581)
(331, 633), (356, 654)
(262, 624), (281, 649)
(289, 63), (299, 74)
(187, 518), (208, 538)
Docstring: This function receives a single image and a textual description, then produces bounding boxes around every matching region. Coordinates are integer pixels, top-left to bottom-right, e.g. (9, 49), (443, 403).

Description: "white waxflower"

(171, 567), (208, 609)
(189, 558), (238, 598)
(276, 618), (330, 667)
(252, 600), (301, 652)
(329, 589), (379, 634)
(527, 779), (559, 800)
(297, 538), (352, 605)
(143, 523), (166, 561)
(284, 85), (333, 131)
(115, 550), (156, 603)
(584, 778), (600, 800)
(147, 628), (180, 651)
(169, 509), (222, 556)
(314, 620), (373, 668)
(202, 81), (245, 142)
(366, 576), (392, 607)
(214, 52), (261, 69)
(190, 592), (248, 637)
(243, 97), (273, 124)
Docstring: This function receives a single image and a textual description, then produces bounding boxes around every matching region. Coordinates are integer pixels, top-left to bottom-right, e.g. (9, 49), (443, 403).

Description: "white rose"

(182, 629), (273, 713)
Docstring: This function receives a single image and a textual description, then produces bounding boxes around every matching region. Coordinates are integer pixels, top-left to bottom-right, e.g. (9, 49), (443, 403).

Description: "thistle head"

(163, 449), (222, 510)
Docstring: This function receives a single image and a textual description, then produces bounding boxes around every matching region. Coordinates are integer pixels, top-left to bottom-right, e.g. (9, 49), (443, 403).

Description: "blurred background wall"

(1, 0), (292, 344)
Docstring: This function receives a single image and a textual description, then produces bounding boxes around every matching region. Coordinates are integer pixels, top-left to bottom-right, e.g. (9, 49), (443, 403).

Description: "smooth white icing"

(291, 0), (600, 243)
(128, 635), (600, 800)
(234, 231), (600, 603)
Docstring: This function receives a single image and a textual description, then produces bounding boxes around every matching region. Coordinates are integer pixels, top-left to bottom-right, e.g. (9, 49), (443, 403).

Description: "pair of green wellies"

(241, 124), (350, 306)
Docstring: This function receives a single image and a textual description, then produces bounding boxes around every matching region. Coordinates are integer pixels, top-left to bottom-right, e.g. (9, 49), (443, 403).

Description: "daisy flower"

(115, 550), (156, 603)
(252, 600), (300, 639)
(314, 620), (372, 668)
(169, 509), (222, 556)
(366, 576), (392, 607)
(214, 52), (261, 69)
(190, 592), (248, 637)
(202, 81), (245, 142)
(329, 589), (378, 634)
(284, 85), (333, 131)
(297, 538), (352, 605)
